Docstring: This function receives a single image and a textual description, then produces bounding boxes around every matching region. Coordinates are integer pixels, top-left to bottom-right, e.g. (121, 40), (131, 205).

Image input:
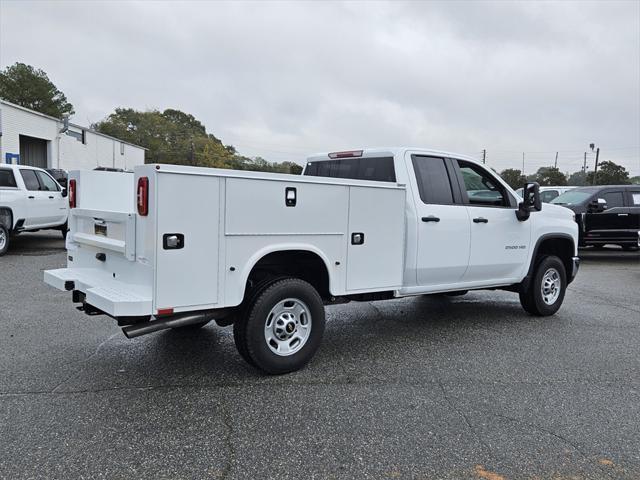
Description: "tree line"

(1, 62), (637, 182)
(499, 163), (637, 190)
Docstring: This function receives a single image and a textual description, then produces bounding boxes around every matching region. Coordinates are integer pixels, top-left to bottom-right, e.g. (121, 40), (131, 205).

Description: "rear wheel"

(233, 278), (325, 374)
(0, 225), (9, 256)
(519, 255), (567, 316)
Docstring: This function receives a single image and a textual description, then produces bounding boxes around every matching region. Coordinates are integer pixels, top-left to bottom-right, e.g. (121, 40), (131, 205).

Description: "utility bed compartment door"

(346, 187), (405, 291)
(155, 173), (221, 311)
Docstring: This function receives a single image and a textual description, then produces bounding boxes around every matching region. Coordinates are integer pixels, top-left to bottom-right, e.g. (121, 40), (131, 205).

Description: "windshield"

(551, 190), (592, 205)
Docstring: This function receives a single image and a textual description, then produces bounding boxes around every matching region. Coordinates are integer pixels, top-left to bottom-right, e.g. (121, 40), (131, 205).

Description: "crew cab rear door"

(407, 154), (471, 287)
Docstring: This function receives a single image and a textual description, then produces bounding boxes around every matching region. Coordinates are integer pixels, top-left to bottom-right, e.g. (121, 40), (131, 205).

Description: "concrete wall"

(0, 101), (145, 171)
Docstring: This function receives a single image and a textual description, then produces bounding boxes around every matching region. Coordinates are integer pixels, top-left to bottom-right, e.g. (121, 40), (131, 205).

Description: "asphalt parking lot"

(1, 232), (639, 479)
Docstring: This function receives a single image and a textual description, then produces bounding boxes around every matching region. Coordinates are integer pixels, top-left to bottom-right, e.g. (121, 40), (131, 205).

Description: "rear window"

(304, 157), (396, 182)
(0, 169), (17, 188)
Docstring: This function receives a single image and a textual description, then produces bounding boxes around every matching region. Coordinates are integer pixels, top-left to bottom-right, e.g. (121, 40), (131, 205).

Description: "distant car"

(0, 165), (69, 255)
(551, 185), (640, 250)
(46, 169), (68, 189)
(516, 186), (575, 203)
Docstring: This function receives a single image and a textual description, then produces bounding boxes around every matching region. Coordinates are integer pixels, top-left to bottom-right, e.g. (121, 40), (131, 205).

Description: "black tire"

(171, 320), (211, 331)
(0, 225), (9, 256)
(233, 278), (325, 374)
(233, 276), (287, 368)
(519, 255), (567, 316)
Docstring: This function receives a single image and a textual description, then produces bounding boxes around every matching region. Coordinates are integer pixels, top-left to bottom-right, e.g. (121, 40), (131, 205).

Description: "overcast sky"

(1, 0), (639, 175)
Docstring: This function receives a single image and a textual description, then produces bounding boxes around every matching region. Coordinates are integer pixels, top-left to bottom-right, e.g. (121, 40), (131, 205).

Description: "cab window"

(541, 190), (559, 202)
(20, 169), (41, 191)
(36, 171), (60, 191)
(0, 169), (17, 188)
(601, 191), (624, 208)
(456, 160), (509, 207)
(411, 156), (454, 204)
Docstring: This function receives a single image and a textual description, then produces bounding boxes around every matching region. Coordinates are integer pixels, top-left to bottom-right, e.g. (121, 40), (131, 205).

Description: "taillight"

(137, 177), (149, 216)
(69, 179), (77, 208)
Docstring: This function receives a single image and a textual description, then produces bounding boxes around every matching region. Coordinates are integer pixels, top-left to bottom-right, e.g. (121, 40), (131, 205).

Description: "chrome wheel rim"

(0, 229), (6, 250)
(541, 268), (561, 305)
(264, 298), (312, 356)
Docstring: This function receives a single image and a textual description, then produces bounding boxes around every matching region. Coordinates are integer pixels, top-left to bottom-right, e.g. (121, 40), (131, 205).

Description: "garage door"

(19, 135), (48, 168)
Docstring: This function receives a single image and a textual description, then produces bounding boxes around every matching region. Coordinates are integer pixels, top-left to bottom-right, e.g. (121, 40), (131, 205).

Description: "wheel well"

(535, 236), (574, 278)
(247, 250), (330, 299)
(0, 208), (13, 231)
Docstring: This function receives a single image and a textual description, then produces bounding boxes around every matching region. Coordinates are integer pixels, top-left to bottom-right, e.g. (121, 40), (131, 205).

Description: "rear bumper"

(569, 256), (580, 283)
(44, 268), (152, 317)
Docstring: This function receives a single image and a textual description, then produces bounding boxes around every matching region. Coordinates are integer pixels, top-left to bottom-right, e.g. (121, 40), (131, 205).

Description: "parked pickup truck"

(44, 148), (580, 374)
(0, 164), (68, 256)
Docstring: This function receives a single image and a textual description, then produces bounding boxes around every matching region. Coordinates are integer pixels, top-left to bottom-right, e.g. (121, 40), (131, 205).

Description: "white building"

(0, 99), (145, 171)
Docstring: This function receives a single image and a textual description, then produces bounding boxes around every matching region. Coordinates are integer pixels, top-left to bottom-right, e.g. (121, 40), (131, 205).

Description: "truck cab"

(304, 149), (579, 293)
(44, 147), (579, 374)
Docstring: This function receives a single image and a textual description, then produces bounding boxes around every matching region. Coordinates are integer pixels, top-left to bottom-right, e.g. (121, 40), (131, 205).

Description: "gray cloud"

(1, 0), (638, 175)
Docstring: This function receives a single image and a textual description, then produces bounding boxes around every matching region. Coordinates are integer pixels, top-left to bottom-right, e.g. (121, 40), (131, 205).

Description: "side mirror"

(516, 182), (542, 221)
(61, 187), (68, 198)
(588, 198), (607, 213)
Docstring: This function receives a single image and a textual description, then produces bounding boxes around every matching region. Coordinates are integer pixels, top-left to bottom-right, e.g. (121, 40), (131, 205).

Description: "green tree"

(499, 168), (527, 189)
(587, 161), (630, 185)
(0, 62), (74, 117)
(531, 166), (567, 186)
(629, 175), (640, 185)
(94, 107), (304, 174)
(567, 170), (588, 186)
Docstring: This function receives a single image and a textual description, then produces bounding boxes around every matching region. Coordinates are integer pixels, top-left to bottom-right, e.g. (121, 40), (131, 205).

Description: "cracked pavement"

(1, 232), (639, 479)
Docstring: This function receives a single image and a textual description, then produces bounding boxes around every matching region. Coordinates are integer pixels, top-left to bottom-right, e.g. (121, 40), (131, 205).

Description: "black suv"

(551, 185), (640, 250)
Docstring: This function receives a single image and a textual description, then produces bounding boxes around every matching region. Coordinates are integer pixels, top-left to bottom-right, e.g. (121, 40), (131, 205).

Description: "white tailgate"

(155, 173), (221, 311)
(346, 186), (405, 291)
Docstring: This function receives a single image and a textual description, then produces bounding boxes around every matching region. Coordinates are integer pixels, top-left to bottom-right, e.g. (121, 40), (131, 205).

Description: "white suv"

(0, 165), (69, 255)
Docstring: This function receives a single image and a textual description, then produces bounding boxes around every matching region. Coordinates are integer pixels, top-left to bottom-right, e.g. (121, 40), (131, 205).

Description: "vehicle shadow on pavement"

(4, 232), (66, 256)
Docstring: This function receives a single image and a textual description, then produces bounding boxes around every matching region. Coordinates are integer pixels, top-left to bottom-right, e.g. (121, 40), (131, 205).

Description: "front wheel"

(233, 278), (325, 374)
(519, 255), (567, 316)
(0, 225), (9, 256)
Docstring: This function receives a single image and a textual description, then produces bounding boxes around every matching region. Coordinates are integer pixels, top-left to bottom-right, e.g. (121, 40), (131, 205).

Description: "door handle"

(28, 196), (35, 199)
(617, 213), (629, 216)
(473, 217), (489, 223)
(49, 196), (54, 199)
(421, 216), (440, 223)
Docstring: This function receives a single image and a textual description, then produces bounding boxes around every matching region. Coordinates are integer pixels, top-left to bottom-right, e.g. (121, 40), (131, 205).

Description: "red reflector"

(157, 308), (174, 316)
(69, 179), (77, 208)
(137, 177), (149, 216)
(328, 150), (363, 159)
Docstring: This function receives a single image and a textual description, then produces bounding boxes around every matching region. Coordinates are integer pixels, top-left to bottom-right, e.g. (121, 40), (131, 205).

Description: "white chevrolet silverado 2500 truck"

(44, 148), (580, 374)
(0, 164), (68, 256)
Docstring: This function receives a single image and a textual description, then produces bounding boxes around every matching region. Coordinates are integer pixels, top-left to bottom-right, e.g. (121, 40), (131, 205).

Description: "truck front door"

(452, 160), (531, 284)
(408, 155), (471, 288)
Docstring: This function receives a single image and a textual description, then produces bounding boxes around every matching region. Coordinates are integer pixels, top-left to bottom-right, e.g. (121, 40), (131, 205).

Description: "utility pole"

(582, 152), (587, 173)
(592, 147), (600, 185)
(554, 152), (558, 169)
(482, 149), (486, 164)
(522, 152), (525, 175)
